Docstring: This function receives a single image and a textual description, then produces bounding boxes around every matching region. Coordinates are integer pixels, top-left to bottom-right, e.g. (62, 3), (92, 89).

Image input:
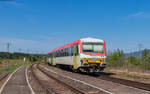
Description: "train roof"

(48, 37), (104, 54)
(80, 37), (104, 43)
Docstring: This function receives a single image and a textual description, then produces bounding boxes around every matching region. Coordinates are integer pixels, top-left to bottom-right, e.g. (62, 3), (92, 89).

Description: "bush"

(107, 49), (125, 67)
(127, 56), (140, 66)
(141, 54), (150, 69)
(107, 48), (150, 70)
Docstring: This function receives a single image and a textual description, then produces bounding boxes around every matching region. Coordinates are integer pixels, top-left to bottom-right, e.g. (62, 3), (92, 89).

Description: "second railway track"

(97, 75), (150, 91)
(31, 64), (93, 94)
(30, 65), (55, 94)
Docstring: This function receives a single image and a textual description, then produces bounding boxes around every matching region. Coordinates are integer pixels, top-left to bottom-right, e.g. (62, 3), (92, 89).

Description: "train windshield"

(82, 42), (104, 53)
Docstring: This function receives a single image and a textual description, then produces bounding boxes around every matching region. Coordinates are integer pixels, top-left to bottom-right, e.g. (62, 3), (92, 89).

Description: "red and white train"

(47, 38), (106, 73)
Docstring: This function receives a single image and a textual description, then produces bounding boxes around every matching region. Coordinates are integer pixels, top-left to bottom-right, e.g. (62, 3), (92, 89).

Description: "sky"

(0, 0), (150, 54)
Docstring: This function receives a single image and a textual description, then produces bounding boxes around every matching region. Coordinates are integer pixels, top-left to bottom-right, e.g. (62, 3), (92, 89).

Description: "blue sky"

(0, 0), (150, 54)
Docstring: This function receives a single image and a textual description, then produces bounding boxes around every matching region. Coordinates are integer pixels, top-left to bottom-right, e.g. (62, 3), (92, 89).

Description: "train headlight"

(82, 58), (88, 63)
(100, 59), (102, 62)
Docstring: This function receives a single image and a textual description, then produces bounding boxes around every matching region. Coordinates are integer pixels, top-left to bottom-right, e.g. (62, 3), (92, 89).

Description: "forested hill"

(125, 49), (150, 58)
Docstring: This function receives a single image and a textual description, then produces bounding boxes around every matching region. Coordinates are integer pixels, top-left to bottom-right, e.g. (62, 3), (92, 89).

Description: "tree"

(107, 49), (125, 67)
(142, 49), (149, 60)
(127, 56), (139, 66)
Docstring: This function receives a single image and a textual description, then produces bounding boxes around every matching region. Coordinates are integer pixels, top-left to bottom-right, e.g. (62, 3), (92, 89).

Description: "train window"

(57, 51), (59, 57)
(55, 52), (56, 57)
(66, 48), (67, 56)
(65, 48), (67, 56)
(82, 42), (104, 53)
(62, 49), (65, 56)
(56, 51), (58, 57)
(76, 45), (79, 55)
(66, 48), (69, 56)
(71, 46), (74, 56)
(69, 47), (72, 56)
(58, 50), (61, 57)
(66, 48), (68, 56)
(64, 48), (67, 56)
(64, 48), (66, 56)
(61, 49), (63, 56)
(60, 50), (61, 57)
(53, 52), (55, 57)
(67, 48), (69, 56)
(63, 49), (65, 56)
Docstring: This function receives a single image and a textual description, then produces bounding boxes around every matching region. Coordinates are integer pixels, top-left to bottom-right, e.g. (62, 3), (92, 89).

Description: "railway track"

(96, 74), (150, 91)
(37, 64), (86, 94)
(46, 64), (150, 92)
(42, 63), (150, 92)
(31, 64), (87, 94)
(30, 65), (55, 94)
(0, 73), (9, 82)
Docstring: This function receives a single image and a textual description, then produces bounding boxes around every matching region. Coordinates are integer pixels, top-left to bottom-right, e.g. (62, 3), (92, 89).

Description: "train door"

(50, 54), (54, 65)
(73, 44), (78, 69)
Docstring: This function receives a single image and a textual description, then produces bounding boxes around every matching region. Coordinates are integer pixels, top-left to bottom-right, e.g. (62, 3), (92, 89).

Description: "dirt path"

(0, 66), (32, 94)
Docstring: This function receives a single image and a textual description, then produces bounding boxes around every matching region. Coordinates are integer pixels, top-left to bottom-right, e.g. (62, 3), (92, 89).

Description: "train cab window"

(82, 42), (104, 53)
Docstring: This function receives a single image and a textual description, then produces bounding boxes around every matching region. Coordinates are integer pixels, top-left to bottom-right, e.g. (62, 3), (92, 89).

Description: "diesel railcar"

(47, 38), (106, 73)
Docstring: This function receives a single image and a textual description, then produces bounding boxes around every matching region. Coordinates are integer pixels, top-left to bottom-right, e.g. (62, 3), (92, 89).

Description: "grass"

(0, 59), (38, 74)
(0, 64), (22, 73)
(119, 72), (136, 78)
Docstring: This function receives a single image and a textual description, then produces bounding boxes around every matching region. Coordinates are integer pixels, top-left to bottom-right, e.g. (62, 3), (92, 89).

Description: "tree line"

(0, 52), (45, 62)
(107, 49), (150, 70)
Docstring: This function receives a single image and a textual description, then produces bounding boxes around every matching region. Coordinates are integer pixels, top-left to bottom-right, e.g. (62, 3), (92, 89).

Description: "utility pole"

(6, 41), (11, 63)
(139, 44), (142, 59)
(7, 42), (10, 53)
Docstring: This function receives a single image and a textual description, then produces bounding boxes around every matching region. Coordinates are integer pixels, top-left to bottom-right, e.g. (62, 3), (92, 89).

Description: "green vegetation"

(0, 52), (45, 74)
(107, 49), (150, 70)
(0, 62), (23, 73)
(107, 49), (125, 67)
(0, 60), (38, 74)
(0, 52), (45, 62)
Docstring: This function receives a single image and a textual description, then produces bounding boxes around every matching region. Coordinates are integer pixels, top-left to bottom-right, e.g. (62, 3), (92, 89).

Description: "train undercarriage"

(77, 63), (106, 73)
(55, 63), (106, 74)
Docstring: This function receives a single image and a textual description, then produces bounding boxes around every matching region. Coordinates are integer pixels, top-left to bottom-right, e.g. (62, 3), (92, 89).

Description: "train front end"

(79, 38), (106, 73)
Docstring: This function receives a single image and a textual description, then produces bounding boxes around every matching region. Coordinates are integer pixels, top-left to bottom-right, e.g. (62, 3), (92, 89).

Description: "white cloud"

(128, 12), (144, 17)
(8, 2), (23, 6)
(126, 12), (150, 19)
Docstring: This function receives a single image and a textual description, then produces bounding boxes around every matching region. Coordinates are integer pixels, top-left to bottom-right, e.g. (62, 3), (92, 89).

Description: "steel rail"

(37, 64), (86, 94)
(0, 73), (9, 82)
(97, 75), (150, 91)
(30, 65), (56, 94)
